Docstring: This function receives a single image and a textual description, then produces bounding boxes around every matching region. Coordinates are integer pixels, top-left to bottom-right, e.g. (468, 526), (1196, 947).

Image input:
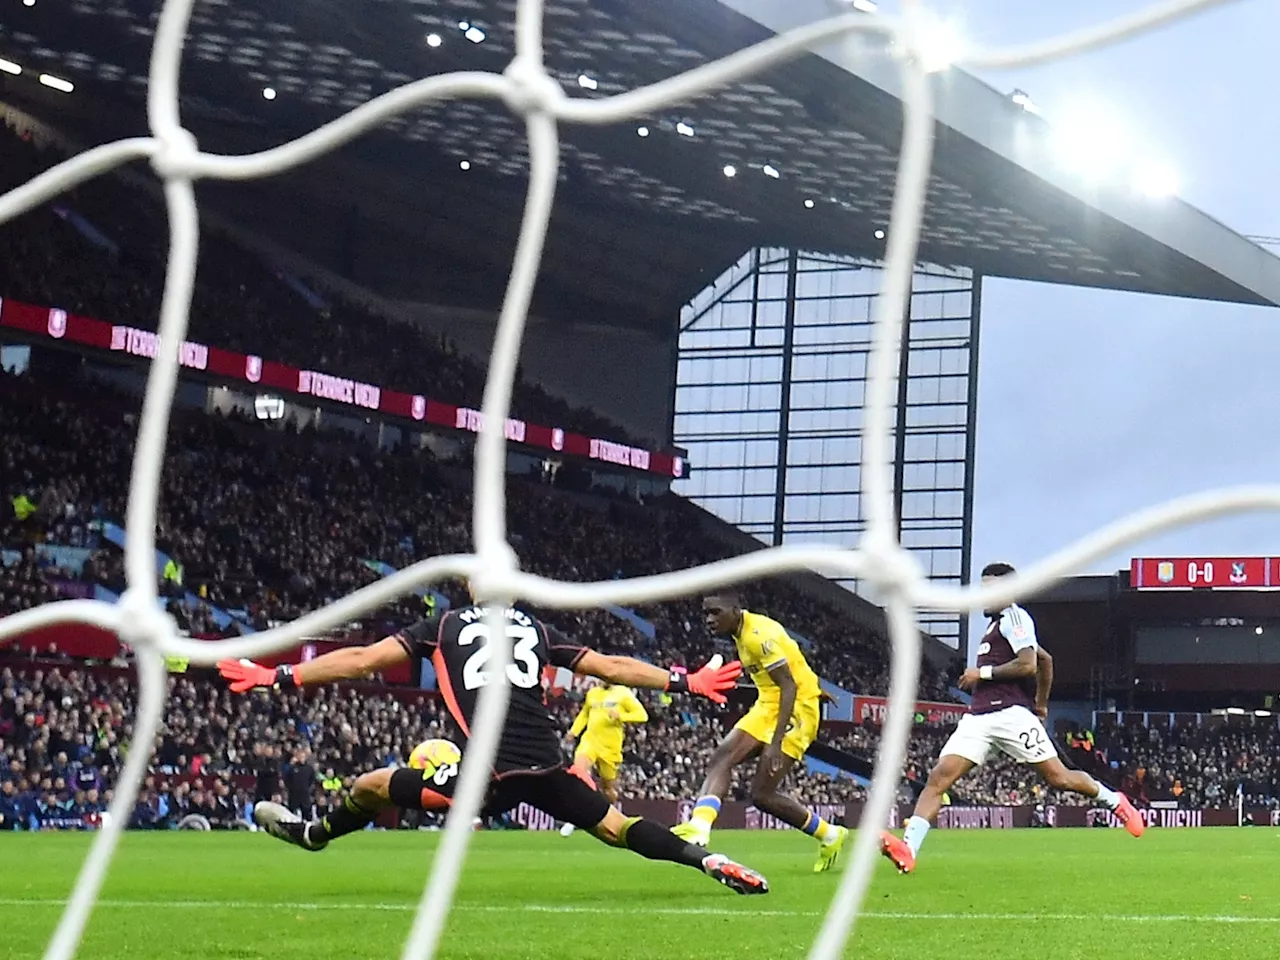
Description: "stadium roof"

(2, 0), (1278, 331)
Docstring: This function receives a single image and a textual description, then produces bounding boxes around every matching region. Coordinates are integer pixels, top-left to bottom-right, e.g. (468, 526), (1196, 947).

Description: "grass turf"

(2, 827), (1279, 959)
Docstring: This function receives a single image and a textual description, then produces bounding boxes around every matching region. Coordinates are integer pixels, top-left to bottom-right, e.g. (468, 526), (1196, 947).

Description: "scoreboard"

(1130, 556), (1280, 590)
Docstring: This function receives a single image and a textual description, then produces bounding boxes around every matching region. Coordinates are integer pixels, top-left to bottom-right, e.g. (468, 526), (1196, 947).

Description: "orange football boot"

(879, 831), (916, 874)
(1114, 793), (1145, 837)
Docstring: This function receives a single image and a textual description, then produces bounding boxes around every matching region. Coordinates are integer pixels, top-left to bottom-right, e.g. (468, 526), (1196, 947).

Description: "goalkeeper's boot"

(254, 801), (327, 852)
(702, 854), (769, 895)
(672, 820), (709, 846)
(879, 831), (916, 874)
(814, 825), (849, 873)
(1114, 793), (1146, 838)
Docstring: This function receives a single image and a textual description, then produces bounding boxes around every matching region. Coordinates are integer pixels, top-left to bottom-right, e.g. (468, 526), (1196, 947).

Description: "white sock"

(903, 816), (931, 856)
(1094, 783), (1121, 810)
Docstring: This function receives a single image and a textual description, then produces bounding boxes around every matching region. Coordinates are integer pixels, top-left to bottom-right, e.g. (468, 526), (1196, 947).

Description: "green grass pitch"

(3, 828), (1279, 959)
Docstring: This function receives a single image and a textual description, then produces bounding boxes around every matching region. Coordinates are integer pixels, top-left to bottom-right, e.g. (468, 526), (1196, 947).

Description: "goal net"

(0, 2), (1261, 959)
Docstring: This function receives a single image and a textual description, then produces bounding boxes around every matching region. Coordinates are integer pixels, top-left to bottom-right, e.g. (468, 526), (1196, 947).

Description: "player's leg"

(256, 766), (453, 851)
(561, 743), (601, 837)
(992, 706), (1144, 838)
(882, 716), (987, 873)
(744, 699), (848, 871)
(255, 768), (392, 850)
(525, 770), (768, 895)
(596, 757), (621, 807)
(674, 728), (759, 845)
(1033, 759), (1145, 837)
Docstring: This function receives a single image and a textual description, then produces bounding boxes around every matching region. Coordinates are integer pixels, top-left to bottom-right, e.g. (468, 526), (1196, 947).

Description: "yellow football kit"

(569, 684), (648, 782)
(732, 610), (822, 761)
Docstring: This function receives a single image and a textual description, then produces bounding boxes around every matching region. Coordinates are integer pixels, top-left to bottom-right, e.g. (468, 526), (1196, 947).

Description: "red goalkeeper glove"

(665, 658), (742, 705)
(217, 658), (300, 693)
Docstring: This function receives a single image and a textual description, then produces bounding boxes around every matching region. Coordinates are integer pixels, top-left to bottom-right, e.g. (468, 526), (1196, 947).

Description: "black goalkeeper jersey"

(397, 605), (587, 773)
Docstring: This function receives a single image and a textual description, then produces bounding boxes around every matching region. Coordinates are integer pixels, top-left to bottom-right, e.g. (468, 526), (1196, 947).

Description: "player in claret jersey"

(880, 562), (1144, 875)
(218, 597), (768, 896)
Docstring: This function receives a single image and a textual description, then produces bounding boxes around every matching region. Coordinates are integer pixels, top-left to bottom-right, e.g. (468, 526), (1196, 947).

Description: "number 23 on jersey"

(457, 621), (542, 690)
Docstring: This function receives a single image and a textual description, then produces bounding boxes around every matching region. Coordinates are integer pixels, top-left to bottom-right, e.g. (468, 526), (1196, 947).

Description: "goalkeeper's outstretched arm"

(574, 650), (741, 705)
(218, 636), (408, 692)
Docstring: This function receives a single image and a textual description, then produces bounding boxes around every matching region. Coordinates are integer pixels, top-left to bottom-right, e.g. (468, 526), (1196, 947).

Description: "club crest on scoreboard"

(1157, 561), (1174, 583)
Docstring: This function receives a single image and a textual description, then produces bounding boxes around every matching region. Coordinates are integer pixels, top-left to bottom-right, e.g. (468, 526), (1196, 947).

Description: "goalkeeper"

(218, 601), (768, 896)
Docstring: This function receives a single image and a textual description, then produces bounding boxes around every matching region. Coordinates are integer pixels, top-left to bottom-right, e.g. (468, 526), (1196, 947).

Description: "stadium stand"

(7, 117), (1273, 835)
(0, 122), (643, 446)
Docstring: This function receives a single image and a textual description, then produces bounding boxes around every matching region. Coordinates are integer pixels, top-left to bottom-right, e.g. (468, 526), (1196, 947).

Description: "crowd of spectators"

(0, 122), (642, 446)
(0, 364), (954, 699)
(5, 656), (1279, 834)
(1083, 714), (1280, 809)
(0, 661), (455, 831)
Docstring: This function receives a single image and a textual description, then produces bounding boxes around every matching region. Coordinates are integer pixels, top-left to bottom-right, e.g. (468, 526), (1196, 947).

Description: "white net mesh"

(0, 1), (1264, 958)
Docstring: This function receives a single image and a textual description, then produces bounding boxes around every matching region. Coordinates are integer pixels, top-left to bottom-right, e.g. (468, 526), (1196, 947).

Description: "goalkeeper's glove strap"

(664, 668), (688, 695)
(274, 664), (301, 690)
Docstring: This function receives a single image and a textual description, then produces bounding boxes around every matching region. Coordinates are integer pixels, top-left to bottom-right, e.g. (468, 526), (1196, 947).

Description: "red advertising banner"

(1130, 556), (1276, 589)
(853, 695), (970, 726)
(0, 297), (687, 479)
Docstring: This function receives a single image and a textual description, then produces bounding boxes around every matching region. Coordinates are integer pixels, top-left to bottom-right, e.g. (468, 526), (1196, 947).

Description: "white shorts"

(940, 706), (1057, 766)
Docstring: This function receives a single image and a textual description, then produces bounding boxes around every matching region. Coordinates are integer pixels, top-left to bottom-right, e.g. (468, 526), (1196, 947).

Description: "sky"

(877, 0), (1280, 587)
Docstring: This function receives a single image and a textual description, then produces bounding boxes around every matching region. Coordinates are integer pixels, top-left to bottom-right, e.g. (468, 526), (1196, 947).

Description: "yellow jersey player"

(674, 592), (848, 872)
(560, 684), (648, 837)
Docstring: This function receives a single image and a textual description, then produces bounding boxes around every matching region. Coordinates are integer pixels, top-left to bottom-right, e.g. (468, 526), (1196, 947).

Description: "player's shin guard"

(314, 795), (377, 842)
(615, 816), (707, 870)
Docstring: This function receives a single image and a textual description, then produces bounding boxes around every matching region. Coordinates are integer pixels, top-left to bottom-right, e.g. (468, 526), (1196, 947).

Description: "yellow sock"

(802, 812), (836, 842)
(690, 796), (721, 828)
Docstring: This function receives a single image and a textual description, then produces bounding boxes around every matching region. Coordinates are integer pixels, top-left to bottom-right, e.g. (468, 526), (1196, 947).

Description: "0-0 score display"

(1130, 556), (1279, 589)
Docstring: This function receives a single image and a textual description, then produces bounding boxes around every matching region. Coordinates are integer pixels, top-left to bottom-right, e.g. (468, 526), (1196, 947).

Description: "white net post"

(0, 2), (1261, 960)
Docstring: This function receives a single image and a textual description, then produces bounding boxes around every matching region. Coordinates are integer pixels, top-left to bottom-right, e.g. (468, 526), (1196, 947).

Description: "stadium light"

(636, 125), (649, 137)
(762, 164), (780, 179)
(874, 229), (885, 240)
(465, 26), (486, 43)
(426, 34), (442, 48)
(1010, 89), (1041, 115)
(1135, 161), (1180, 198)
(458, 20), (470, 29)
(723, 164), (737, 178)
(22, 0), (35, 6)
(1257, 626), (1265, 636)
(577, 74), (598, 91)
(0, 58), (21, 76)
(1227, 707), (1246, 715)
(676, 121), (694, 137)
(261, 87), (276, 100)
(851, 0), (877, 11)
(1256, 710), (1272, 718)
(804, 198), (815, 209)
(1052, 104), (1132, 182)
(910, 11), (967, 73)
(459, 160), (471, 171)
(38, 73), (73, 93)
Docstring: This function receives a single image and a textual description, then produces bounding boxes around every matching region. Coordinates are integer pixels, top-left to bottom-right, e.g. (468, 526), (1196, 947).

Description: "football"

(408, 738), (463, 779)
